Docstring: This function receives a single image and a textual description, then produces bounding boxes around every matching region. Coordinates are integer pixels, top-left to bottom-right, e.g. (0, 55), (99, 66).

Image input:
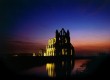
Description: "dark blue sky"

(1, 0), (110, 53)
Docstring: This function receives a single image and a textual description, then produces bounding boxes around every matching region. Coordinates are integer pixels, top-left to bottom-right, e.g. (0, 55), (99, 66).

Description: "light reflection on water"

(46, 63), (56, 77)
(72, 59), (89, 74)
(22, 59), (89, 77)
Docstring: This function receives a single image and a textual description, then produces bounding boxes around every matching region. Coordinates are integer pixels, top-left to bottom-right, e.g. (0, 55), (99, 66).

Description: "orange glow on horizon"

(71, 38), (110, 54)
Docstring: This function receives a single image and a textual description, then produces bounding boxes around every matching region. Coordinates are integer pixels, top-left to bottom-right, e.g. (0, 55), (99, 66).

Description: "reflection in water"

(46, 58), (74, 77)
(73, 59), (89, 74)
(46, 63), (56, 77)
(19, 59), (90, 77)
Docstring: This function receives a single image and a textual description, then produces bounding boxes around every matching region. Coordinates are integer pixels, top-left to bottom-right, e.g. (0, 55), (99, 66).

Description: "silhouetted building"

(44, 28), (75, 56)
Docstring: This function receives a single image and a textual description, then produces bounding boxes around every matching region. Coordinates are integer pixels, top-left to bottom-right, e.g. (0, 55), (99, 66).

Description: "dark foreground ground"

(0, 54), (110, 80)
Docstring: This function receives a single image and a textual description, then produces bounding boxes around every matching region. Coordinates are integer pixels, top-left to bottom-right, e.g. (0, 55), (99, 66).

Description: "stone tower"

(55, 28), (75, 56)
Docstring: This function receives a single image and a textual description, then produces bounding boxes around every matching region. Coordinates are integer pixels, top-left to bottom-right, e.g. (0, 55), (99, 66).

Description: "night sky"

(1, 0), (110, 54)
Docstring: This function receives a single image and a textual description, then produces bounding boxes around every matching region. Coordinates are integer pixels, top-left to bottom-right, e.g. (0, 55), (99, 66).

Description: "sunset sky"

(1, 0), (110, 54)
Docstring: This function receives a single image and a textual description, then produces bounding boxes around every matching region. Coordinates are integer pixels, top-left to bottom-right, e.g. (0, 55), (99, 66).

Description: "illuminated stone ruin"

(44, 28), (75, 56)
